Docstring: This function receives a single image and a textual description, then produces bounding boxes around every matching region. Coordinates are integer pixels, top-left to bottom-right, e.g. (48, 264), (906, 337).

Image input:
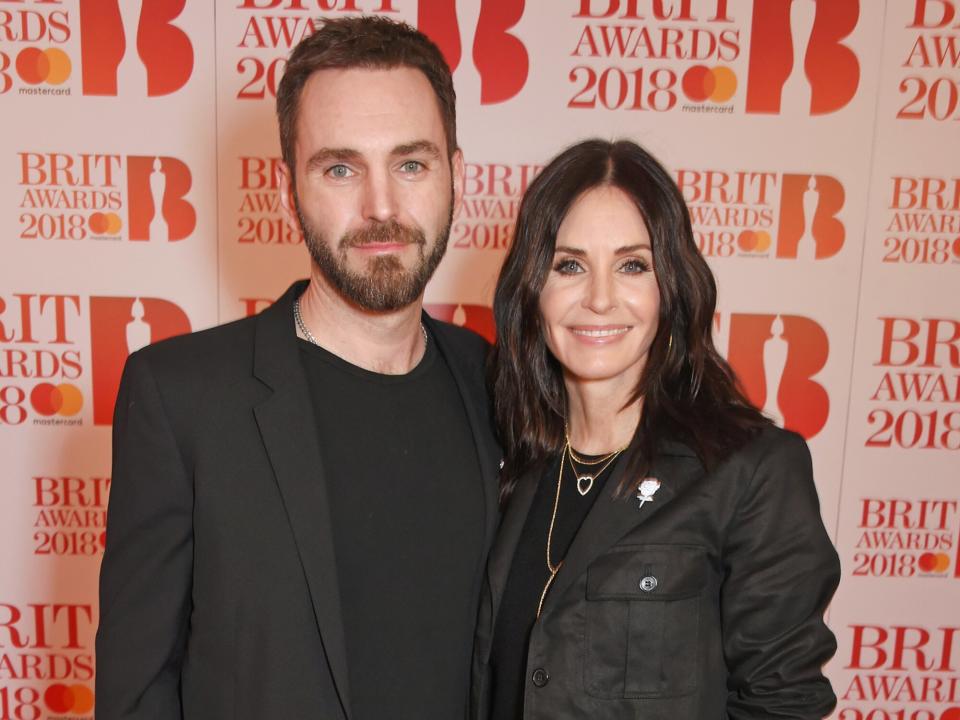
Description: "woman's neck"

(563, 376), (642, 455)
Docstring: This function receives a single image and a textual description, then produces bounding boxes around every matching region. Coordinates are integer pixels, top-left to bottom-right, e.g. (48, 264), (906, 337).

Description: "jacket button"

(639, 575), (658, 592)
(531, 668), (550, 687)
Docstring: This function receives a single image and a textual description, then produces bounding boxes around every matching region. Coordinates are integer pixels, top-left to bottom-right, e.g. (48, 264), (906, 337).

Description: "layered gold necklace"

(536, 440), (627, 618)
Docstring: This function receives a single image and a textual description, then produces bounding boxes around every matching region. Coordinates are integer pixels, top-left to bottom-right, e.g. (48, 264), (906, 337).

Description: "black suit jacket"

(472, 427), (840, 719)
(96, 281), (501, 720)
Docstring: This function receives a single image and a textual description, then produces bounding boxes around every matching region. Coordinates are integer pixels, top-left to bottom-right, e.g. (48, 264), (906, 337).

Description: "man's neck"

(296, 271), (426, 375)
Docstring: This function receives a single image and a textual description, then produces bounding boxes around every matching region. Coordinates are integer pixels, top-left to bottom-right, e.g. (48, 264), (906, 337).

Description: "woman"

(474, 139), (840, 719)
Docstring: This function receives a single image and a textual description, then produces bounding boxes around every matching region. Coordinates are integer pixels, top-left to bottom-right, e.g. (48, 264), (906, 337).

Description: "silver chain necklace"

(293, 296), (428, 349)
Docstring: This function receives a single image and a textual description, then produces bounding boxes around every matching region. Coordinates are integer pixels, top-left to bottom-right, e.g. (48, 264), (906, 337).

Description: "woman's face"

(538, 185), (661, 389)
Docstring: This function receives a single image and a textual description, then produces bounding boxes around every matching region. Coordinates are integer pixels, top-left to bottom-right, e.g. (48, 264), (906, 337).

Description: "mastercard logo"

(941, 707), (960, 720)
(44, 683), (94, 715)
(918, 552), (951, 574)
(953, 237), (960, 260)
(16, 47), (71, 86)
(737, 230), (772, 254)
(682, 65), (736, 104)
(30, 382), (83, 417)
(89, 212), (123, 235)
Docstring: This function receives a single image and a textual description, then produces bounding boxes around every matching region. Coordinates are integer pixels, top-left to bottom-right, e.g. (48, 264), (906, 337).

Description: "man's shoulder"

(129, 313), (259, 385)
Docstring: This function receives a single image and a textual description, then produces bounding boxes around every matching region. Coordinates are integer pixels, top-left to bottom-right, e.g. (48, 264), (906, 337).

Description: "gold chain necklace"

(564, 427), (626, 466)
(566, 442), (627, 495)
(536, 441), (626, 618)
(537, 446), (568, 619)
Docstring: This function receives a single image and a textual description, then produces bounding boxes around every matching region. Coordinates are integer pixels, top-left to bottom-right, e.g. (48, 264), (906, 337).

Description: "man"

(96, 17), (500, 720)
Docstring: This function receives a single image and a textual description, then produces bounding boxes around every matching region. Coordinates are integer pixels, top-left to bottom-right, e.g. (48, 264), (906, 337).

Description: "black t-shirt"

(489, 452), (621, 720)
(299, 331), (484, 720)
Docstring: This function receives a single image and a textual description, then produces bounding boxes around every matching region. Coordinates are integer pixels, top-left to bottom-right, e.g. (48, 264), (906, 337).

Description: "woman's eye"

(554, 258), (583, 274)
(327, 165), (353, 179)
(620, 258), (650, 273)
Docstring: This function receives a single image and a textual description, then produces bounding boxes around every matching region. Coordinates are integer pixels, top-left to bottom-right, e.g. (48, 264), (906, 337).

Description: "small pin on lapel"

(636, 478), (661, 510)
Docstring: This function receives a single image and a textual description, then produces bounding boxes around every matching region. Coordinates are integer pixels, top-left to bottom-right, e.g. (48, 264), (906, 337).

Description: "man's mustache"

(339, 220), (426, 249)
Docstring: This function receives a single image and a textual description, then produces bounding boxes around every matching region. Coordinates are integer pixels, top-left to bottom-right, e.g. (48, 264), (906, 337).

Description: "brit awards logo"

(746, 0), (861, 115)
(452, 161), (543, 253)
(17, 151), (196, 242)
(852, 497), (960, 579)
(839, 624), (960, 717)
(678, 168), (846, 259)
(0, 0), (195, 97)
(0, 602), (96, 718)
(720, 312), (830, 439)
(882, 175), (960, 265)
(418, 0), (528, 104)
(234, 0), (406, 100)
(31, 475), (110, 557)
(570, 0), (744, 114)
(897, 0), (960, 122)
(0, 292), (191, 427)
(867, 317), (960, 451)
(236, 156), (301, 245)
(89, 296), (191, 424)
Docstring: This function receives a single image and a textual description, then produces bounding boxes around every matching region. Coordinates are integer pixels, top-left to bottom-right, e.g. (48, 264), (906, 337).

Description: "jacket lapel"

(479, 467), (538, 664)
(252, 281), (352, 720)
(425, 315), (501, 553)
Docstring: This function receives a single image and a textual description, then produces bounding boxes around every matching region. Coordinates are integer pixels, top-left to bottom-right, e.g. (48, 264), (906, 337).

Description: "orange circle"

(44, 684), (73, 713)
(43, 48), (71, 85)
(30, 383), (60, 416)
(737, 230), (758, 252)
(106, 212), (123, 234)
(16, 47), (48, 84)
(56, 383), (83, 417)
(681, 65), (714, 102)
(934, 552), (950, 573)
(89, 212), (108, 234)
(69, 684), (94, 714)
(754, 230), (772, 252)
(709, 66), (737, 103)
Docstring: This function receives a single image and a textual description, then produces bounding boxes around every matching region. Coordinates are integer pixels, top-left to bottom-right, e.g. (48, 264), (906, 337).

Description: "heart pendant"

(576, 474), (594, 496)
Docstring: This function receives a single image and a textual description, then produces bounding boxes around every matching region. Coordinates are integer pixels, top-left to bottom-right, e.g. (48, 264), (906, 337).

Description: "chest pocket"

(583, 544), (707, 699)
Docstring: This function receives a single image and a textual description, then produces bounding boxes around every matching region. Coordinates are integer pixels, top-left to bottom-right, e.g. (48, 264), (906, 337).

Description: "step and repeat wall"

(1, 0), (959, 717)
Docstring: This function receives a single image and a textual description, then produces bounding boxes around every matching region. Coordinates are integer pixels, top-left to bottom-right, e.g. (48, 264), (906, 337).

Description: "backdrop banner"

(1, 2), (958, 717)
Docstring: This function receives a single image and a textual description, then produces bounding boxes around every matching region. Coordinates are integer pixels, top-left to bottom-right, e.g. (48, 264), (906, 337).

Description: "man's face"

(278, 66), (464, 312)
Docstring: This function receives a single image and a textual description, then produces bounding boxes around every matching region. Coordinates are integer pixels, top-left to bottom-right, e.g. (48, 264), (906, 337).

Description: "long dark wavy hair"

(490, 139), (770, 502)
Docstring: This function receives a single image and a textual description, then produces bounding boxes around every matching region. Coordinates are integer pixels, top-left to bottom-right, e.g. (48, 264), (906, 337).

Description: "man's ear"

(451, 148), (466, 218)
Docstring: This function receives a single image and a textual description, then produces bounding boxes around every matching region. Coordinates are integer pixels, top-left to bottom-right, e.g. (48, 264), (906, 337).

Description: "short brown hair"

(276, 16), (457, 168)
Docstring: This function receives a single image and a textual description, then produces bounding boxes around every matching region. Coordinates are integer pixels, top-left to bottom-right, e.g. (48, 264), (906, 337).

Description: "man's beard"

(296, 198), (452, 313)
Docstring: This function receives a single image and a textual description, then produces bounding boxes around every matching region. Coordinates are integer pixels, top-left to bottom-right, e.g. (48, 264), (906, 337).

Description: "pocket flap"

(586, 544), (707, 600)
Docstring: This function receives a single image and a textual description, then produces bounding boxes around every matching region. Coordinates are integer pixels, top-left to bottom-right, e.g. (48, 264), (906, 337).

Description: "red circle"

(16, 47), (48, 85)
(738, 230), (758, 252)
(952, 237), (960, 259)
(918, 552), (937, 572)
(940, 708), (960, 720)
(100, 531), (107, 549)
(44, 684), (74, 713)
(682, 65), (714, 102)
(89, 212), (108, 234)
(30, 383), (60, 416)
